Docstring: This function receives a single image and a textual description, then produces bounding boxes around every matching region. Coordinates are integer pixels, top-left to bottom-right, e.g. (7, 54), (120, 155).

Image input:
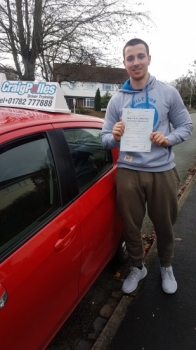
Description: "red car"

(0, 76), (127, 350)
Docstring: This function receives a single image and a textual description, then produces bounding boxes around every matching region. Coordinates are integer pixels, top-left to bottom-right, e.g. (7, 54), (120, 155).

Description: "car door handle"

(54, 225), (77, 251)
(0, 283), (8, 309)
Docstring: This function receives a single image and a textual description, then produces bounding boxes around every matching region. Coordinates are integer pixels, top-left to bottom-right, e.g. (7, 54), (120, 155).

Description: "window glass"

(84, 98), (94, 108)
(102, 83), (114, 91)
(0, 134), (60, 255)
(67, 98), (77, 110)
(68, 82), (79, 89)
(84, 83), (96, 90)
(63, 128), (112, 189)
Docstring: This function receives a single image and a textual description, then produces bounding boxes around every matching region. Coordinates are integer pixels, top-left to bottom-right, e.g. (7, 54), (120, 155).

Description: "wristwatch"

(165, 137), (170, 146)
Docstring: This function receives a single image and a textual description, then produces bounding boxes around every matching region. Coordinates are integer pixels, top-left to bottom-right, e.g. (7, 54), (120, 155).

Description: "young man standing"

(101, 38), (193, 294)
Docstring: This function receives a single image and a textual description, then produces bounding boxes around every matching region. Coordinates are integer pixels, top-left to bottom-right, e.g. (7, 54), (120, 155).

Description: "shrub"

(75, 106), (89, 114)
(101, 92), (111, 108)
(94, 88), (101, 111)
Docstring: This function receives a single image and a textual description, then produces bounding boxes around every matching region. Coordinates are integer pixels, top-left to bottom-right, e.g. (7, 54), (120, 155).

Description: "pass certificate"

(120, 108), (155, 152)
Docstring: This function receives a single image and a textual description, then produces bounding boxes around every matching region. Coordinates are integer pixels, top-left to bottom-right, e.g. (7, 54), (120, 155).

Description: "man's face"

(123, 44), (151, 81)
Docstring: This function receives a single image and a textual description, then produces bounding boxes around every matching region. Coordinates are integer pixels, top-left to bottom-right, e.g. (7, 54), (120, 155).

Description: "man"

(101, 38), (193, 294)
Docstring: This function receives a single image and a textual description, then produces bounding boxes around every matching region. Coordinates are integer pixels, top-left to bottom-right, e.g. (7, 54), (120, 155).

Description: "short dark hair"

(123, 38), (149, 58)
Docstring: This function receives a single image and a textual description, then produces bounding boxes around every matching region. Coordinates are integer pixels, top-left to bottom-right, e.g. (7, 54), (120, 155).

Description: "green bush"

(101, 92), (111, 108)
(75, 106), (89, 114)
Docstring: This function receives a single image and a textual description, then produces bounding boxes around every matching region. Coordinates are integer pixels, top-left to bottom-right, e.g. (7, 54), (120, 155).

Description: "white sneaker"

(122, 265), (147, 293)
(160, 266), (177, 294)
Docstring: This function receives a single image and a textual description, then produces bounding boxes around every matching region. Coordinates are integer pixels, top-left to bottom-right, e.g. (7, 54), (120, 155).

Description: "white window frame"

(102, 83), (114, 91)
(69, 82), (77, 89)
(84, 82), (96, 90)
(83, 98), (94, 108)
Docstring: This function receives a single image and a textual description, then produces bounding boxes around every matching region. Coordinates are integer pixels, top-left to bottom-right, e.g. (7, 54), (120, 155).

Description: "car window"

(63, 128), (112, 189)
(0, 134), (60, 256)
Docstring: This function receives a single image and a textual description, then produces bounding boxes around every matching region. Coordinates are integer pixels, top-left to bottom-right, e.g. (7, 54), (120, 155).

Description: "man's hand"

(112, 119), (125, 142)
(150, 132), (169, 147)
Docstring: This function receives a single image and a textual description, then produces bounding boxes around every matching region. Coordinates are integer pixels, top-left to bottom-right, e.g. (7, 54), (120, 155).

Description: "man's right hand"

(112, 119), (125, 142)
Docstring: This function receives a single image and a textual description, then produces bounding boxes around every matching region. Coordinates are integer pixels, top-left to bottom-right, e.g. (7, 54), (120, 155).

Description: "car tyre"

(115, 234), (129, 264)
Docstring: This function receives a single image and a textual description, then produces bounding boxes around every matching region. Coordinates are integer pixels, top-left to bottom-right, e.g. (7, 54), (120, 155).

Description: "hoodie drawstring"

(146, 85), (149, 108)
(131, 93), (135, 108)
(131, 85), (149, 109)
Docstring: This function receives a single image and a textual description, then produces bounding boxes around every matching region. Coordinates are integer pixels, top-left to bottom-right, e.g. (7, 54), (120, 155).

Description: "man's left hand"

(150, 132), (169, 147)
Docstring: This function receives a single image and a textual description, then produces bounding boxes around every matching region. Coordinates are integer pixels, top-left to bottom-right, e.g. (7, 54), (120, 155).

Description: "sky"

(120, 0), (196, 83)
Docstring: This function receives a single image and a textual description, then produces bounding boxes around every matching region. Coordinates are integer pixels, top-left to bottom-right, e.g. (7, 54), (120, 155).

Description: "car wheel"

(115, 234), (129, 264)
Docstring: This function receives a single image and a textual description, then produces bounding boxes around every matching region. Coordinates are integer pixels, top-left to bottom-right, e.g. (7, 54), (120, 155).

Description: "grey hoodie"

(101, 74), (193, 172)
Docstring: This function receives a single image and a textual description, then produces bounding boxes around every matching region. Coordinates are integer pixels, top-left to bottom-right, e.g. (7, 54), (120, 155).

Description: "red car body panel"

(0, 106), (122, 349)
(0, 203), (81, 349)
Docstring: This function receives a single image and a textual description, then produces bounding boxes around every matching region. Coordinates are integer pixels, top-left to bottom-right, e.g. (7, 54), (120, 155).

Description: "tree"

(172, 76), (190, 103)
(187, 61), (196, 108)
(0, 0), (151, 81)
(0, 64), (18, 80)
(94, 88), (101, 111)
(171, 59), (196, 109)
(101, 92), (112, 109)
(172, 73), (196, 108)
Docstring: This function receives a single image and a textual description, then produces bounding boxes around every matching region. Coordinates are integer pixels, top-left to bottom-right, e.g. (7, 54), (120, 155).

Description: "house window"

(102, 83), (114, 91)
(67, 98), (77, 109)
(84, 98), (94, 108)
(84, 83), (96, 90)
(69, 82), (77, 89)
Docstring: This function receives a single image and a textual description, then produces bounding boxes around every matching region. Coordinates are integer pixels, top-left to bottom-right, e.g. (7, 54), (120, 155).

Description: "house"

(53, 61), (129, 110)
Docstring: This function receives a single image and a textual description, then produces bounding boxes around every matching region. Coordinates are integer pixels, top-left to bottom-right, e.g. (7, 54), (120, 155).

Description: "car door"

(55, 122), (123, 297)
(0, 128), (81, 350)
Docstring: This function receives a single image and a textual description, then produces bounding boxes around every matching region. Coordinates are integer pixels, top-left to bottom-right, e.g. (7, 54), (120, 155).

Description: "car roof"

(0, 107), (104, 135)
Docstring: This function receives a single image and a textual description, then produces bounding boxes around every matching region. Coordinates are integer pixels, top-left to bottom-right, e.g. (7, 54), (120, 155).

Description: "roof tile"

(54, 63), (129, 84)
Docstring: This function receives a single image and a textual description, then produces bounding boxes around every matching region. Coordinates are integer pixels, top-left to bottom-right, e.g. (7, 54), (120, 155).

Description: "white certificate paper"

(120, 108), (155, 152)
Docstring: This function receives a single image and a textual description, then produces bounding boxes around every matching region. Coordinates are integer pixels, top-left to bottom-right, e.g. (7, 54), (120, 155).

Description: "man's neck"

(130, 74), (149, 90)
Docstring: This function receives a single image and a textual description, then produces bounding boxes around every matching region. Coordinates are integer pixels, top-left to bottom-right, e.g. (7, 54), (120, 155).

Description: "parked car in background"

(0, 74), (128, 350)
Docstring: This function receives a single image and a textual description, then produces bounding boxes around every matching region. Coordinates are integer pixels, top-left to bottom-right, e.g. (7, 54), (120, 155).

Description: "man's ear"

(148, 55), (151, 66)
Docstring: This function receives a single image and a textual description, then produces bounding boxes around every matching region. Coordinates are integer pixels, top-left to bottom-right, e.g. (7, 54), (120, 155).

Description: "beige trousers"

(115, 168), (180, 267)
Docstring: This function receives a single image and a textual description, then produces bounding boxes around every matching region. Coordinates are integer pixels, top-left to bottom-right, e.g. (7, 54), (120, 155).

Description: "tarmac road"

(47, 113), (196, 350)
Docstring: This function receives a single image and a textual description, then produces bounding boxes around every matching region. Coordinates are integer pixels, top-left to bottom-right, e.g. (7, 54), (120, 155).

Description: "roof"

(54, 63), (129, 84)
(0, 107), (103, 135)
